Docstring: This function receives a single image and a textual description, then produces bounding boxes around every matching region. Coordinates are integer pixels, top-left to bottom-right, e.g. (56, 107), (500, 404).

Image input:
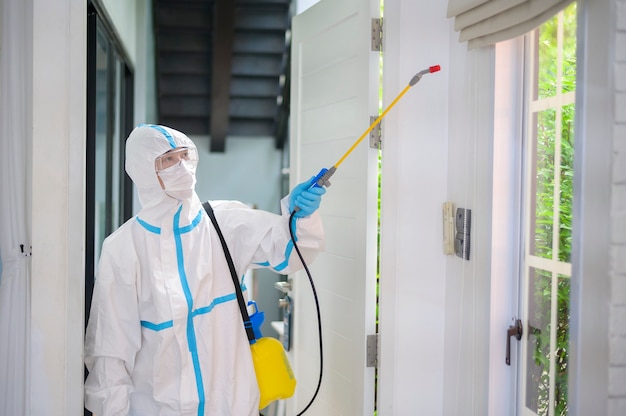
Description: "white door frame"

(489, 37), (526, 416)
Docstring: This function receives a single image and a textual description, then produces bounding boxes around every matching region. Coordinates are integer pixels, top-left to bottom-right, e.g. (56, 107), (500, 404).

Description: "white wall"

(96, 0), (137, 66)
(569, 0), (615, 414)
(378, 1), (450, 414)
(442, 45), (495, 416)
(193, 135), (283, 213)
(29, 0), (86, 414)
(295, 0), (319, 14)
(609, 0), (626, 414)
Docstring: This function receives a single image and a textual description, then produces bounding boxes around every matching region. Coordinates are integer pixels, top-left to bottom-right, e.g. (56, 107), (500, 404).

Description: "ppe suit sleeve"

(211, 199), (325, 275)
(84, 357), (133, 416)
(84, 231), (141, 415)
(276, 195), (325, 273)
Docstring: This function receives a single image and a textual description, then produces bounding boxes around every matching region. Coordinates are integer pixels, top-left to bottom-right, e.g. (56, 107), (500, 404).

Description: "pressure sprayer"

(253, 65), (441, 416)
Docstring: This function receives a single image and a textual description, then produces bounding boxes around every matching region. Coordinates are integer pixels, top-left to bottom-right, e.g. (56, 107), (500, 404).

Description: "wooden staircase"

(153, 0), (292, 152)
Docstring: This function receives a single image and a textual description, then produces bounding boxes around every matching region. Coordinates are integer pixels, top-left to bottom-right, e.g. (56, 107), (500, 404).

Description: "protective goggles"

(155, 147), (198, 172)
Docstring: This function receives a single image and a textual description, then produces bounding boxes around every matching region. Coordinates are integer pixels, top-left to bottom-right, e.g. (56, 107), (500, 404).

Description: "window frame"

(85, 1), (134, 328)
(519, 5), (576, 415)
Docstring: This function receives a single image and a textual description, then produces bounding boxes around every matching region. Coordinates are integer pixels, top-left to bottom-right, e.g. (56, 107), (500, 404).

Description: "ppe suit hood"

(125, 124), (200, 221)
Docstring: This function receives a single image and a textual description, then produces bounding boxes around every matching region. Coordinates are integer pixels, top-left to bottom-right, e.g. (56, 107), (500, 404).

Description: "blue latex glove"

(289, 178), (327, 218)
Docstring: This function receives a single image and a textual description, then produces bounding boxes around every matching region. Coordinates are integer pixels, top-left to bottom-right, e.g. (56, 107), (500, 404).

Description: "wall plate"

(442, 202), (455, 255)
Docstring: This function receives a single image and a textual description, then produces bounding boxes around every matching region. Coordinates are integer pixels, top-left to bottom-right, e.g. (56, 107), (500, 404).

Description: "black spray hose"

(289, 210), (324, 416)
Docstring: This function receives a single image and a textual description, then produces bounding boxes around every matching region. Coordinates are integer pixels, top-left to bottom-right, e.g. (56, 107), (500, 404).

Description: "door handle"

(506, 319), (523, 366)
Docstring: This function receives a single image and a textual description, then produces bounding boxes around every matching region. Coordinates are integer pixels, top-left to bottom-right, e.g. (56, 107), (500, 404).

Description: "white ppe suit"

(84, 124), (325, 416)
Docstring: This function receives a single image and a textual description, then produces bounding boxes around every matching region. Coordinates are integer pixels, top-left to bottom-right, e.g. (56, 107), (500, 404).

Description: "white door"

(289, 0), (380, 414)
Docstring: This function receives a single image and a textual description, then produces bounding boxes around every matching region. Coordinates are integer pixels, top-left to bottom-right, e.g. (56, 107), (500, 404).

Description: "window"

(85, 2), (134, 324)
(521, 3), (576, 415)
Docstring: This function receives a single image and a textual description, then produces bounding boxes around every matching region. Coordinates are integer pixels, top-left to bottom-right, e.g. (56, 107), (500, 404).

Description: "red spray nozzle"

(409, 65), (441, 86)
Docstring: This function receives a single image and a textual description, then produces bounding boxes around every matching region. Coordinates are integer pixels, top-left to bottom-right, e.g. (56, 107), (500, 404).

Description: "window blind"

(447, 0), (575, 48)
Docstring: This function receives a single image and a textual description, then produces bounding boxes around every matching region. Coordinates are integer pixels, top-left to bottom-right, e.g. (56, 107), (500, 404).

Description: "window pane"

(558, 104), (575, 262)
(562, 3), (577, 94)
(531, 109), (556, 259)
(554, 274), (570, 416)
(537, 15), (558, 99)
(111, 56), (122, 231)
(93, 23), (132, 271)
(94, 26), (109, 272)
(525, 267), (553, 415)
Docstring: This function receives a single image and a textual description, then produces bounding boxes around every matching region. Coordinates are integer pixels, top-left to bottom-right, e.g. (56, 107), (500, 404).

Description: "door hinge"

(369, 116), (382, 149)
(371, 17), (383, 52)
(366, 333), (379, 368)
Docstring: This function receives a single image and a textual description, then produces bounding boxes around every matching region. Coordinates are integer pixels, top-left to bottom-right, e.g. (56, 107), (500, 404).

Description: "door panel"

(290, 0), (379, 414)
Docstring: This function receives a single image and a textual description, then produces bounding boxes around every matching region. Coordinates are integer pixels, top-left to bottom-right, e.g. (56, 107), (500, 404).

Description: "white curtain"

(0, 0), (31, 414)
(447, 0), (575, 48)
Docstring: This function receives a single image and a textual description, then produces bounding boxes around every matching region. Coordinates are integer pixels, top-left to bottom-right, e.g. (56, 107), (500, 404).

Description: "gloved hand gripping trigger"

(292, 167), (335, 214)
(309, 166), (336, 189)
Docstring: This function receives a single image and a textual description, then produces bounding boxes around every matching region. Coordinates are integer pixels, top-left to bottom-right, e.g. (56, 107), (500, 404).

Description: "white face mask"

(157, 160), (197, 200)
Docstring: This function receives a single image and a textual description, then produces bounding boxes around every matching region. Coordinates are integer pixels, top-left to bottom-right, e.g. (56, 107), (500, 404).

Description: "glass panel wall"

(85, 2), (134, 333)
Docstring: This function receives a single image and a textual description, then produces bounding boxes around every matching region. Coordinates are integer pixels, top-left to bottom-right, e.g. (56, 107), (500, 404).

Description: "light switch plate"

(442, 202), (455, 255)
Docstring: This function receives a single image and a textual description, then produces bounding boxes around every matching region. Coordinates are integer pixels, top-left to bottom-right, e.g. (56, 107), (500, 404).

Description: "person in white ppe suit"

(84, 124), (325, 416)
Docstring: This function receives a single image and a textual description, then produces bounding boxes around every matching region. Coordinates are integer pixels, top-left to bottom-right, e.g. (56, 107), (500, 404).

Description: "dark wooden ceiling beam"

(210, 0), (236, 152)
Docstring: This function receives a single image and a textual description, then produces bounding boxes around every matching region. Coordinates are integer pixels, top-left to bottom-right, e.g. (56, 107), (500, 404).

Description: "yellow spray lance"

(255, 65), (441, 415)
